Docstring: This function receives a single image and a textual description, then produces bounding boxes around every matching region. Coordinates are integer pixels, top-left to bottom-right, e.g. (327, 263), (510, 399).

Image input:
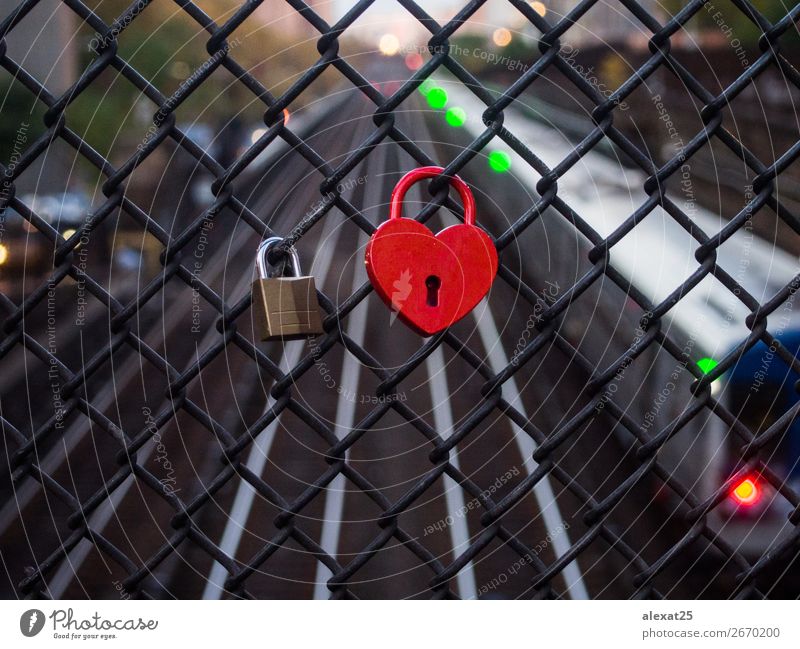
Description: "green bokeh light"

(697, 358), (719, 375)
(445, 107), (467, 127)
(488, 150), (512, 173)
(418, 79), (436, 96)
(426, 87), (448, 109)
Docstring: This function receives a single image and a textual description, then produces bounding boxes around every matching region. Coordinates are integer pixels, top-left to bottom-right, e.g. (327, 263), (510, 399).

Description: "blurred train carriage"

(596, 182), (800, 557)
(693, 317), (800, 555)
(457, 93), (800, 559)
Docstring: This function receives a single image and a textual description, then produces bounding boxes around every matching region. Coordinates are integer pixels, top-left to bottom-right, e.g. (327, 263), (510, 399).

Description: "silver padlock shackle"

(256, 237), (302, 279)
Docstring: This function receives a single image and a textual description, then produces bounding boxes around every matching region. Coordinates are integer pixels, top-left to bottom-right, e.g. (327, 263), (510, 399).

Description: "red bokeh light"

(730, 476), (761, 506)
(405, 52), (423, 70)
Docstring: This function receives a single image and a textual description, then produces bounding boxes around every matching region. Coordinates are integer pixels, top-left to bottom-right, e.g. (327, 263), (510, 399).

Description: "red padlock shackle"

(389, 166), (477, 226)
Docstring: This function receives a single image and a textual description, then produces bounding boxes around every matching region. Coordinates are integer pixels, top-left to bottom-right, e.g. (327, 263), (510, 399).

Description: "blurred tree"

(0, 80), (45, 166)
(449, 33), (490, 74)
(449, 32), (538, 76)
(662, 0), (799, 45)
(59, 0), (335, 163)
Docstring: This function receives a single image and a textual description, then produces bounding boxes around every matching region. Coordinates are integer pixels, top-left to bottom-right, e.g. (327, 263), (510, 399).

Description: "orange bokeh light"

(493, 28), (512, 47)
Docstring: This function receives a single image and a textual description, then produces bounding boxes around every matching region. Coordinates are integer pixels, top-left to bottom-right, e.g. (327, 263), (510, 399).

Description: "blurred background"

(2, 0), (798, 291)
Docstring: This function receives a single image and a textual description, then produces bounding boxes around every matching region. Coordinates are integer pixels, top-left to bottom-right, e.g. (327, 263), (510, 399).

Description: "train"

(442, 79), (800, 557)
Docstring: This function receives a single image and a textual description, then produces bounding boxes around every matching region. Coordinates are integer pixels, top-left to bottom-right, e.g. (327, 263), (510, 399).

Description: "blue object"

(727, 329), (800, 479)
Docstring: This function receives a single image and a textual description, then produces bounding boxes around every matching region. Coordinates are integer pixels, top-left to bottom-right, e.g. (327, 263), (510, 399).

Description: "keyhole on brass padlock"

(425, 275), (441, 307)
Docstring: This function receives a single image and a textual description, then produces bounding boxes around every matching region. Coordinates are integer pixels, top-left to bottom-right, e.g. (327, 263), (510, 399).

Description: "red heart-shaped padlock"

(365, 167), (498, 336)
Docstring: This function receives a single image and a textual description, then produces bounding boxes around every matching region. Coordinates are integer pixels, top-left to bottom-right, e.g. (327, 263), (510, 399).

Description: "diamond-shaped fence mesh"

(1, 0), (800, 599)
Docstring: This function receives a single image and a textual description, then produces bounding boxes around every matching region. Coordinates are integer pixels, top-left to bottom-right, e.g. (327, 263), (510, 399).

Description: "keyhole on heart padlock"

(425, 275), (441, 307)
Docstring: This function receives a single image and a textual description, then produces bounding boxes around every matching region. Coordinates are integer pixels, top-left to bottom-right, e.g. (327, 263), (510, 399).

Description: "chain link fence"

(2, 0), (800, 599)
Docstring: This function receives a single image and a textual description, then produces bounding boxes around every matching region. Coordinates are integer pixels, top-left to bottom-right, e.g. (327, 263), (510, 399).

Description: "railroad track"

(0, 66), (656, 598)
(0, 92), (367, 597)
(186, 93), (603, 599)
(3, 60), (751, 599)
(0, 75), (653, 599)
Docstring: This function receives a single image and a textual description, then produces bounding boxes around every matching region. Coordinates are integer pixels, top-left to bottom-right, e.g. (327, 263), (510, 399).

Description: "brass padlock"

(251, 237), (324, 340)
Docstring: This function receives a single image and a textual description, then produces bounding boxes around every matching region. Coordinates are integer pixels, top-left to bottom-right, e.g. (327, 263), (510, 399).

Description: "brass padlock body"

(252, 276), (324, 340)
